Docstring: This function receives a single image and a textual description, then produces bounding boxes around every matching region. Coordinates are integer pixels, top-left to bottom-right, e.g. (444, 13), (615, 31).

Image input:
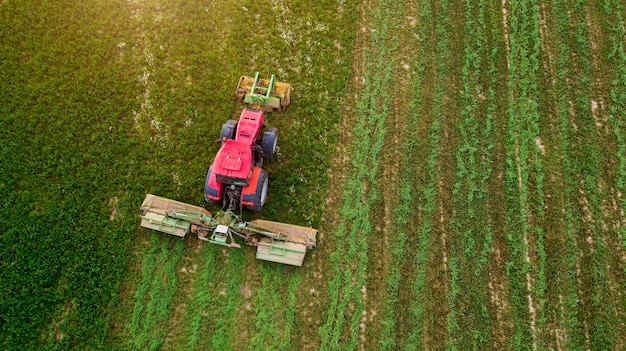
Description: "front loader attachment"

(235, 72), (292, 112)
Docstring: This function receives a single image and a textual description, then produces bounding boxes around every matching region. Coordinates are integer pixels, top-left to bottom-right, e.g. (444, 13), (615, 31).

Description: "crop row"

(317, 1), (400, 350)
(604, 0), (626, 254)
(502, 0), (547, 348)
(401, 0), (444, 349)
(446, 0), (499, 347)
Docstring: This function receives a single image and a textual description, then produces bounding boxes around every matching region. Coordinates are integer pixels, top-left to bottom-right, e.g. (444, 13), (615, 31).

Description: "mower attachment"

(138, 194), (317, 266)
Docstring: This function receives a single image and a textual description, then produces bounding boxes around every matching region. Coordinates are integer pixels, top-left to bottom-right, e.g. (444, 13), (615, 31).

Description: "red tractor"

(138, 73), (316, 266)
(204, 73), (291, 212)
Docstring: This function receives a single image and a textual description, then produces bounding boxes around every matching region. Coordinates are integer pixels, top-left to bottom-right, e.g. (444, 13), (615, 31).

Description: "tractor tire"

(248, 169), (268, 212)
(204, 165), (221, 204)
(220, 120), (238, 141)
(261, 127), (278, 159)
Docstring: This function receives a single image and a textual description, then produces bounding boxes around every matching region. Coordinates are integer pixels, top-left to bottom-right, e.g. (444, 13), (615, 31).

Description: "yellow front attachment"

(235, 75), (292, 111)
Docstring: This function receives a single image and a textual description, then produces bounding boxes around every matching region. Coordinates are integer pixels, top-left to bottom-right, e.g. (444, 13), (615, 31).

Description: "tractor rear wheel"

(261, 127), (278, 159)
(204, 165), (221, 204)
(220, 120), (238, 141)
(248, 169), (268, 212)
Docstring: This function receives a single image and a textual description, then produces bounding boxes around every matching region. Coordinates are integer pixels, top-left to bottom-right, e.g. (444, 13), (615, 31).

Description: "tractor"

(138, 73), (317, 266)
(204, 73), (291, 212)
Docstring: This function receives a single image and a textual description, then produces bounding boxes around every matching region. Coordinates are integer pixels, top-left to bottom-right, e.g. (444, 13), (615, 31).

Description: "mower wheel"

(248, 169), (268, 212)
(261, 127), (278, 158)
(220, 120), (238, 141)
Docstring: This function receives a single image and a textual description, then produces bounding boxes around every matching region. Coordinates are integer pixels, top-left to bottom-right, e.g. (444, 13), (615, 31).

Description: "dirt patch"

(240, 284), (252, 299)
(108, 197), (118, 221)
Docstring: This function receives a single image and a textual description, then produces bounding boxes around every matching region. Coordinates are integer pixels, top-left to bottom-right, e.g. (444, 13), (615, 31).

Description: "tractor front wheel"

(220, 120), (238, 141)
(261, 127), (278, 158)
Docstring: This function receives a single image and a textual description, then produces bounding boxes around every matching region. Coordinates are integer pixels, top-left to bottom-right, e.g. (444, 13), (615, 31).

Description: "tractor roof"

(236, 109), (264, 145)
(212, 139), (252, 180)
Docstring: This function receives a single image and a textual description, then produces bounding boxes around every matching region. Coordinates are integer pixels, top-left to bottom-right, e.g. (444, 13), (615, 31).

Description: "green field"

(1, 0), (625, 350)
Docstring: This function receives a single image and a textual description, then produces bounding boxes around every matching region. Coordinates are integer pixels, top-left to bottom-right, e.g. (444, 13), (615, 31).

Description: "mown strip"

(377, 179), (410, 351)
(208, 250), (245, 351)
(570, 1), (618, 348)
(127, 234), (161, 345)
(185, 247), (216, 351)
(550, 1), (587, 348)
(601, 2), (626, 344)
(604, 0), (626, 261)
